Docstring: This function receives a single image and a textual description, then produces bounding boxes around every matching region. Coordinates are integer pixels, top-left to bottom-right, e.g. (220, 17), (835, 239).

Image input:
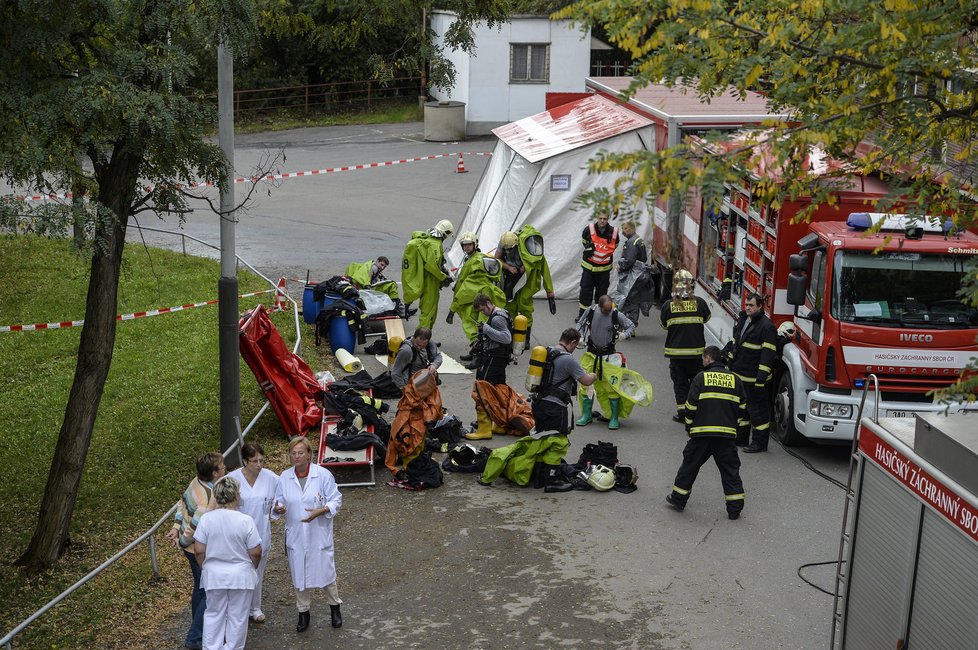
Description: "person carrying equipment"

(401, 219), (454, 329)
(666, 345), (748, 520)
(579, 209), (619, 318)
(610, 220), (654, 326)
(659, 269), (712, 423)
(345, 256), (399, 301)
(494, 225), (556, 349)
(575, 295), (650, 430)
(464, 293), (514, 441)
(521, 328), (596, 492)
(448, 232), (506, 346)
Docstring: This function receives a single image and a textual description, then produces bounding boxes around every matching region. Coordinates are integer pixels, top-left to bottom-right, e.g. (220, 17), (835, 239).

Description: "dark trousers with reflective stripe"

(740, 383), (771, 449)
(578, 267), (611, 313)
(669, 357), (702, 414)
(671, 437), (744, 515)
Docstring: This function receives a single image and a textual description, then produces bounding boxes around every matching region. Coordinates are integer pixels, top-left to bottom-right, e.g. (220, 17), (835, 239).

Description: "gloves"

(446, 311), (455, 324)
(441, 277), (452, 289)
(547, 294), (557, 315)
(477, 323), (484, 333)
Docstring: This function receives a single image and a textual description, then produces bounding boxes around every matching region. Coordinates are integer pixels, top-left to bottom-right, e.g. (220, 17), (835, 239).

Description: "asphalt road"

(152, 122), (853, 649)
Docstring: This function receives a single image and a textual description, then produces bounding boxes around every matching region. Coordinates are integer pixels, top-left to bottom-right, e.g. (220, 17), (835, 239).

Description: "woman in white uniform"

(273, 436), (343, 633)
(193, 476), (262, 650)
(228, 443), (279, 623)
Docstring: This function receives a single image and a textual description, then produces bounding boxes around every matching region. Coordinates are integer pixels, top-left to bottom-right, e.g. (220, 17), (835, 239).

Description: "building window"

(510, 44), (549, 83)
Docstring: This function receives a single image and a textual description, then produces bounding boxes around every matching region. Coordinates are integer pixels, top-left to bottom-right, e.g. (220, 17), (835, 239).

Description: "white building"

(429, 11), (591, 136)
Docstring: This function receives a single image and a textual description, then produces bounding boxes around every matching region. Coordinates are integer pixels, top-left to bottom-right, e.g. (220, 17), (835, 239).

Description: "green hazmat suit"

(577, 352), (654, 421)
(345, 260), (399, 300)
(480, 433), (570, 486)
(449, 252), (506, 342)
(401, 231), (448, 329)
(504, 225), (554, 329)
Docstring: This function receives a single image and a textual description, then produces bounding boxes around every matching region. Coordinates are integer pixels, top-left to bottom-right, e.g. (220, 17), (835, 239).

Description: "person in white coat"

(193, 476), (262, 650)
(227, 443), (278, 624)
(273, 436), (344, 633)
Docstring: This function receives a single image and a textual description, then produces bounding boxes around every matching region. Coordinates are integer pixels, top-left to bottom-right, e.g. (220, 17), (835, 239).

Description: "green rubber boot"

(575, 397), (594, 426)
(608, 399), (621, 430)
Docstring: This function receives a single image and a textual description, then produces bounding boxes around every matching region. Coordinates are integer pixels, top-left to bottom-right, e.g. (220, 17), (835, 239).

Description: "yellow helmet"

(433, 219), (454, 238)
(459, 231), (478, 246)
(499, 231), (518, 248)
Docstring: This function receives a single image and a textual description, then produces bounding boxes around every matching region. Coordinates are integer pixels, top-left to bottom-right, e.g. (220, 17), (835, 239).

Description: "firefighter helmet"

(459, 231), (478, 246)
(673, 269), (694, 299)
(585, 465), (616, 492)
(432, 219), (455, 238)
(499, 231), (518, 248)
(778, 321), (797, 339)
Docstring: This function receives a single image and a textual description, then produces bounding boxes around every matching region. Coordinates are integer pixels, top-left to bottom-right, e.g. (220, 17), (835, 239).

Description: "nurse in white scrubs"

(273, 436), (343, 633)
(194, 476), (262, 650)
(228, 443), (279, 623)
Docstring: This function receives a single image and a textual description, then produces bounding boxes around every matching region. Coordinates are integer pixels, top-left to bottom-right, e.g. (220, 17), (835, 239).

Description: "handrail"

(1, 227), (301, 649)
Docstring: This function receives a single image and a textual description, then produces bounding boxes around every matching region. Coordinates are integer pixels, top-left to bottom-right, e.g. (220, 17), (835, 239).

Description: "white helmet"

(458, 231), (478, 247)
(778, 321), (796, 339)
(673, 269), (694, 299)
(499, 231), (518, 248)
(584, 465), (616, 492)
(432, 219), (454, 238)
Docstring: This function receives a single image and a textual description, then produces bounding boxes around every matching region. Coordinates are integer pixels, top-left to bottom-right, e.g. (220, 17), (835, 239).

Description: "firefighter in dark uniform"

(666, 345), (748, 519)
(727, 291), (778, 453)
(579, 210), (620, 318)
(660, 269), (712, 423)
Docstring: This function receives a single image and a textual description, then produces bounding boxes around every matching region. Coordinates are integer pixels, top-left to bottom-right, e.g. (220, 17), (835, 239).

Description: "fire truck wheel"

(773, 372), (807, 447)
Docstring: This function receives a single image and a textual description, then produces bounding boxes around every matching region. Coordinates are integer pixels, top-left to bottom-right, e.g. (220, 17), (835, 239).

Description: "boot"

(531, 462), (548, 489)
(543, 464), (573, 493)
(491, 423), (506, 436)
(459, 352), (473, 361)
(608, 399), (621, 430)
(330, 604), (343, 629)
(296, 611), (310, 633)
(575, 397), (593, 426)
(464, 410), (493, 440)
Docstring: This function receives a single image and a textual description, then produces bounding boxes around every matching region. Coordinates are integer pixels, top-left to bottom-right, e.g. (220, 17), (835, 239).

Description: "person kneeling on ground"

(390, 327), (442, 390)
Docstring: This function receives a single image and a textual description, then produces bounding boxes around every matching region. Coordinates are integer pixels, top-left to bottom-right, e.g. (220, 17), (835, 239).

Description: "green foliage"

(558, 0), (978, 398)
(0, 235), (297, 647)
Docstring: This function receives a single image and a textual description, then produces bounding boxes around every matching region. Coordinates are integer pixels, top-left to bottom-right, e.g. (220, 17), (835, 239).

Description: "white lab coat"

(275, 463), (342, 589)
(228, 467), (278, 554)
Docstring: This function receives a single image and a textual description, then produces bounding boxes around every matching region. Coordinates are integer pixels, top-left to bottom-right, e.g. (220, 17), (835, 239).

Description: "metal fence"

(0, 224), (302, 649)
(217, 76), (422, 118)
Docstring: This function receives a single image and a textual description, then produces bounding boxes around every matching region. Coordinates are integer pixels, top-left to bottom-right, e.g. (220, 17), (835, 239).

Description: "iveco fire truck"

(657, 163), (978, 445)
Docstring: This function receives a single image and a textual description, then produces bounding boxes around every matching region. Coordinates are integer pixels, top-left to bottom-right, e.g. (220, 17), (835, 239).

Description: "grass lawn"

(0, 234), (327, 648)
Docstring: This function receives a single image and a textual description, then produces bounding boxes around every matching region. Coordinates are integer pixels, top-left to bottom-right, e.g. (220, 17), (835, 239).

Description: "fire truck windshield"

(831, 251), (977, 328)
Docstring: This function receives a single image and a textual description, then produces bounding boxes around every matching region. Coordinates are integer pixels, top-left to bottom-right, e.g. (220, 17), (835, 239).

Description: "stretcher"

(316, 378), (376, 487)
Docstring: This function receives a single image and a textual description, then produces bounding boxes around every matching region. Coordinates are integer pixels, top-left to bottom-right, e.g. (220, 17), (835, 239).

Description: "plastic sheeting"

(239, 304), (322, 437)
(450, 95), (656, 299)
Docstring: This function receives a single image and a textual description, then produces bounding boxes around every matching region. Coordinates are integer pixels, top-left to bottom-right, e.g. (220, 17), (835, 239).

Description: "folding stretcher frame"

(316, 391), (376, 488)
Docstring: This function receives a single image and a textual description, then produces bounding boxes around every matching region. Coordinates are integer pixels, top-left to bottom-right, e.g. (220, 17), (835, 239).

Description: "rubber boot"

(543, 464), (573, 493)
(608, 399), (621, 430)
(464, 410), (493, 440)
(575, 397), (593, 426)
(330, 604), (343, 629)
(297, 611), (310, 633)
(491, 423), (506, 436)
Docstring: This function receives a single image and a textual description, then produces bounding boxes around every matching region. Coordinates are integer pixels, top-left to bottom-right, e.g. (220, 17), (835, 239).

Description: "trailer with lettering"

(834, 413), (978, 648)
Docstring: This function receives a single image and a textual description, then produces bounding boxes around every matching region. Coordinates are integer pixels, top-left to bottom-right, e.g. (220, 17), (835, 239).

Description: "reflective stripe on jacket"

(660, 297), (711, 357)
(581, 223), (619, 270)
(729, 312), (778, 384)
(683, 362), (749, 438)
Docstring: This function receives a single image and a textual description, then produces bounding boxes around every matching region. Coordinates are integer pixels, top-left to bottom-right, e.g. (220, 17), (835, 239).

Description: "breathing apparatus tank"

(525, 345), (548, 393)
(512, 314), (528, 353)
(387, 335), (404, 368)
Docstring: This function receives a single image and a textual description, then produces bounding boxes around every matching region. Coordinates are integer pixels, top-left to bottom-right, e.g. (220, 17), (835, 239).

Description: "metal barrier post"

(148, 533), (159, 579)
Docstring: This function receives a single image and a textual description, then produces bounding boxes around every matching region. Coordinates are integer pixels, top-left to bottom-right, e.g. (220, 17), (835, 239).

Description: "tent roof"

(587, 77), (787, 123)
(491, 94), (653, 163)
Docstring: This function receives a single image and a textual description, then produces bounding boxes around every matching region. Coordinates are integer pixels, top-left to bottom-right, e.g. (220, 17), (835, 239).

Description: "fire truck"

(658, 158), (978, 445)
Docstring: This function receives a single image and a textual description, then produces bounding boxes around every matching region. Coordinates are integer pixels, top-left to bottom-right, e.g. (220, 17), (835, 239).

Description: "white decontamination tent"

(449, 94), (655, 299)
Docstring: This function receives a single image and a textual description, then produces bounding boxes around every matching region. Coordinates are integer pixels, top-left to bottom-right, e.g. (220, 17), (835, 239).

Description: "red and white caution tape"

(0, 289), (272, 333)
(6, 152), (493, 203)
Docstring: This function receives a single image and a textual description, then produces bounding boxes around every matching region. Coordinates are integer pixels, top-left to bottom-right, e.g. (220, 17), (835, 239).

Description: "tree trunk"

(16, 146), (142, 571)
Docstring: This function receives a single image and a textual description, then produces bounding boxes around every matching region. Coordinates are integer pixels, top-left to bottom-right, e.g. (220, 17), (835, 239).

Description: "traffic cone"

(455, 153), (468, 174)
(274, 277), (288, 312)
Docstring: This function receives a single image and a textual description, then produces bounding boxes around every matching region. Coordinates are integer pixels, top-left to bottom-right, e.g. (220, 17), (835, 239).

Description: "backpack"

(480, 308), (515, 357)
